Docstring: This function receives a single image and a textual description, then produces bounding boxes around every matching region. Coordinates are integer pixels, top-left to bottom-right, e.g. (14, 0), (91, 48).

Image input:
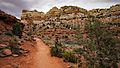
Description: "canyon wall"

(0, 10), (24, 57)
(21, 4), (120, 41)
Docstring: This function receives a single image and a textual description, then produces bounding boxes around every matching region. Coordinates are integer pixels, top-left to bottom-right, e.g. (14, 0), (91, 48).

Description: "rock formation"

(20, 4), (120, 47)
(0, 10), (24, 57)
(21, 5), (119, 36)
(89, 4), (120, 23)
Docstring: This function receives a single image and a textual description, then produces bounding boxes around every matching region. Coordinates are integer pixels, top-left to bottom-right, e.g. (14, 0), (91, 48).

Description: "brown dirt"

(31, 38), (69, 68)
(0, 38), (70, 68)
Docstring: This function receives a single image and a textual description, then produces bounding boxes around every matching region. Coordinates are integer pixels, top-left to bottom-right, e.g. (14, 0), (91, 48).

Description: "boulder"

(0, 44), (7, 48)
(12, 54), (19, 57)
(3, 49), (12, 56)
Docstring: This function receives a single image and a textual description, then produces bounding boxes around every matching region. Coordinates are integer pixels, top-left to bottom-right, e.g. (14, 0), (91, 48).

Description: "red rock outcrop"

(0, 10), (24, 57)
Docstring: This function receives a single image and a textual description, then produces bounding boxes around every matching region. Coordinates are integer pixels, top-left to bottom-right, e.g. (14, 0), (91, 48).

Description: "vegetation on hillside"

(75, 21), (120, 68)
(20, 4), (120, 67)
(88, 4), (120, 17)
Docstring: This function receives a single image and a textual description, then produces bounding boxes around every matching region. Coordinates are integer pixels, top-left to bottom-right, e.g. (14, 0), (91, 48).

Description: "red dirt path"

(0, 39), (69, 68)
(31, 38), (69, 68)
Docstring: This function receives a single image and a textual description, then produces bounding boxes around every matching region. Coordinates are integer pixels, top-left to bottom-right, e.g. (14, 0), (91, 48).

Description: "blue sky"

(0, 0), (120, 17)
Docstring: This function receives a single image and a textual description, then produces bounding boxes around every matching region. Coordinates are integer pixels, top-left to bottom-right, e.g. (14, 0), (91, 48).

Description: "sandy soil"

(0, 38), (69, 68)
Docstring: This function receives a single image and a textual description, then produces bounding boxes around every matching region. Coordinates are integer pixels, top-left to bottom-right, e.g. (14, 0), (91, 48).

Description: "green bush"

(63, 51), (78, 63)
(51, 46), (58, 56)
(12, 22), (22, 38)
(50, 43), (64, 58)
(50, 42), (79, 63)
(5, 32), (13, 36)
(10, 45), (21, 54)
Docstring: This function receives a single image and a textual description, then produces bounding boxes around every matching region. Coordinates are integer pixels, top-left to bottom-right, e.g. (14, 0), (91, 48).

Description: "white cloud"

(0, 1), (16, 8)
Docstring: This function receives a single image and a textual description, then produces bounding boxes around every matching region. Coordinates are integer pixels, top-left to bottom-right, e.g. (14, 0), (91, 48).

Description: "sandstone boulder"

(3, 49), (12, 56)
(0, 44), (7, 48)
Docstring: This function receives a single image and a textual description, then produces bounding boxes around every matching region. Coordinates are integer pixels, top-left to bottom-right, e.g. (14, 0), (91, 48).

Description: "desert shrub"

(12, 22), (22, 38)
(5, 32), (13, 36)
(10, 45), (21, 55)
(50, 43), (64, 58)
(43, 36), (50, 40)
(51, 46), (58, 56)
(50, 41), (79, 63)
(55, 42), (62, 47)
(9, 38), (22, 55)
(63, 51), (78, 63)
(51, 46), (79, 63)
(76, 21), (120, 68)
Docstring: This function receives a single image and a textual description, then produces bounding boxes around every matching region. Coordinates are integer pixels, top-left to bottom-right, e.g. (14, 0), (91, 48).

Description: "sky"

(0, 0), (120, 18)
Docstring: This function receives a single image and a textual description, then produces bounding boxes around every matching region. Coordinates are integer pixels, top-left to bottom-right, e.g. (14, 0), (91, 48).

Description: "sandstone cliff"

(89, 4), (120, 23)
(21, 4), (120, 25)
(21, 4), (120, 40)
(0, 10), (24, 57)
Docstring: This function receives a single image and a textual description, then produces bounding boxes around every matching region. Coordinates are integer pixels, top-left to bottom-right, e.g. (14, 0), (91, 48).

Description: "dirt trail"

(31, 38), (69, 68)
(0, 38), (69, 68)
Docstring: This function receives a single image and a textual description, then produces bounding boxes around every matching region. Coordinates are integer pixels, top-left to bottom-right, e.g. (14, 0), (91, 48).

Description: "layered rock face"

(21, 4), (120, 28)
(21, 6), (88, 21)
(21, 4), (120, 41)
(0, 10), (17, 45)
(89, 4), (120, 38)
(21, 10), (45, 24)
(21, 6), (89, 32)
(0, 10), (24, 57)
(89, 4), (120, 23)
(0, 10), (18, 35)
(22, 5), (119, 29)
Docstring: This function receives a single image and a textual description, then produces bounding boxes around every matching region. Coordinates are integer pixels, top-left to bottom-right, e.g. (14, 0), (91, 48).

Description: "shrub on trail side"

(50, 42), (79, 63)
(50, 43), (64, 58)
(12, 22), (23, 38)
